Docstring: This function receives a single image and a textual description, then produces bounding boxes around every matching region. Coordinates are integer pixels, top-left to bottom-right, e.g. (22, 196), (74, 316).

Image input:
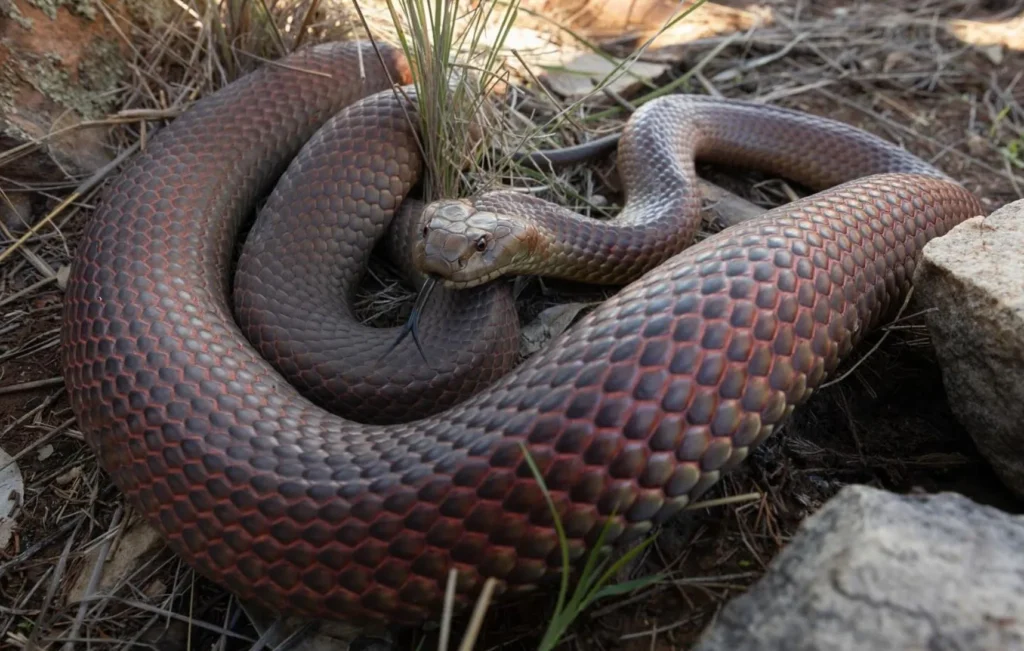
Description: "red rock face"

(1, 0), (133, 182)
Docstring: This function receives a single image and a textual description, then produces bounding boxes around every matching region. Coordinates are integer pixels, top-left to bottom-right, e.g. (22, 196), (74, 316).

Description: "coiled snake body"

(60, 41), (983, 623)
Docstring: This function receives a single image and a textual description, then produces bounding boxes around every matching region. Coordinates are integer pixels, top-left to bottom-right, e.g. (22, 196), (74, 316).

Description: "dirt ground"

(2, 0), (1024, 649)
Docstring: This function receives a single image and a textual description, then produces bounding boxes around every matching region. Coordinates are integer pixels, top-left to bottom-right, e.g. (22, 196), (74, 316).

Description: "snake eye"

(422, 225), (430, 238)
(475, 236), (487, 252)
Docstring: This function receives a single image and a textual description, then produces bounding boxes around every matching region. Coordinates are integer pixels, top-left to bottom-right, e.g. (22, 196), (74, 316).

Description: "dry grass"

(2, 0), (1024, 649)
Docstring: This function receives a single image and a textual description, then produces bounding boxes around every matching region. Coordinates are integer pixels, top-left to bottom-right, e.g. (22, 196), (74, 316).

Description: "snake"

(60, 40), (983, 624)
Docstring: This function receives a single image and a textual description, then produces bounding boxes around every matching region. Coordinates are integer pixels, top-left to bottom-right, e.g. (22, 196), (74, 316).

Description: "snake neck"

(472, 94), (954, 289)
(468, 189), (700, 286)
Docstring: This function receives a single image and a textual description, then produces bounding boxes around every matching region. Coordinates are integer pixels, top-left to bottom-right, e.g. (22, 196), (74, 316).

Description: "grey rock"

(914, 200), (1024, 498)
(691, 485), (1024, 651)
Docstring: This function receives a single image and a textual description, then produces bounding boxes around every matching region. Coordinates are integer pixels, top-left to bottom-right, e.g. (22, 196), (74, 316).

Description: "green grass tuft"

(518, 443), (663, 651)
(371, 0), (522, 201)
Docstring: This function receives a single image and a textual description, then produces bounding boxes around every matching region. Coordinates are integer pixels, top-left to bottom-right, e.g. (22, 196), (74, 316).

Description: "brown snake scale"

(61, 41), (983, 623)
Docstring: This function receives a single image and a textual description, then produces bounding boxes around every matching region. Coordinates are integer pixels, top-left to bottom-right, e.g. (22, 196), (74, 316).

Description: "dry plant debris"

(1, 0), (1024, 649)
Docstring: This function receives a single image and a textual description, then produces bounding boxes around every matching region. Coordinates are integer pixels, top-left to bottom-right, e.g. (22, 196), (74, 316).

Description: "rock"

(691, 485), (1024, 651)
(0, 0), (134, 182)
(67, 520), (163, 603)
(913, 200), (1024, 499)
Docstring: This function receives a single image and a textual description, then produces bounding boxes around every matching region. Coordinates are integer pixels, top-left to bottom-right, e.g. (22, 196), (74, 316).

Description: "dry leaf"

(56, 265), (71, 291)
(541, 53), (669, 100)
(37, 444), (53, 461)
(521, 302), (598, 357)
(56, 466), (82, 485)
(0, 447), (25, 551)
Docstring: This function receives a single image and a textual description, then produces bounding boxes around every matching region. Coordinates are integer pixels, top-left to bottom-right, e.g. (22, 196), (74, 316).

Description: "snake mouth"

(439, 269), (506, 290)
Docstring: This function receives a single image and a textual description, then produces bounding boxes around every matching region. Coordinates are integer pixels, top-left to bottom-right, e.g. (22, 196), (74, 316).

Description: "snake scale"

(60, 41), (983, 623)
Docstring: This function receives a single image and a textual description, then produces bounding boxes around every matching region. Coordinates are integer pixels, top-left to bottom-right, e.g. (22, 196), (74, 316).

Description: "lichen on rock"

(1, 0), (34, 29)
(24, 0), (96, 21)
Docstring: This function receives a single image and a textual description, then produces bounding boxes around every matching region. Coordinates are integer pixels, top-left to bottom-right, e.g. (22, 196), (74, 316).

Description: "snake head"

(414, 199), (542, 288)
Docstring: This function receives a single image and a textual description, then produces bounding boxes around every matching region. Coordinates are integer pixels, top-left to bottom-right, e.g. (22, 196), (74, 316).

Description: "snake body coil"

(61, 41), (982, 623)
